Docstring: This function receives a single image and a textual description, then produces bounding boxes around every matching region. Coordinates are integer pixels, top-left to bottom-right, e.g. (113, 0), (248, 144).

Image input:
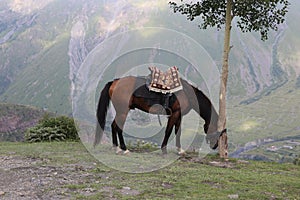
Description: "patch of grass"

(0, 142), (299, 199)
(127, 139), (159, 153)
(0, 142), (95, 165)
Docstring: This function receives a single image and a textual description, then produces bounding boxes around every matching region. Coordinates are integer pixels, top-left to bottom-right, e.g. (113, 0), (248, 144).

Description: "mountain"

(0, 0), (299, 161)
(0, 103), (48, 141)
(1, 0), (299, 111)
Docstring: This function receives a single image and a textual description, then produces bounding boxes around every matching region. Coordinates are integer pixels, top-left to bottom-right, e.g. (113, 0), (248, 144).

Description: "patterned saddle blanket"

(148, 66), (183, 94)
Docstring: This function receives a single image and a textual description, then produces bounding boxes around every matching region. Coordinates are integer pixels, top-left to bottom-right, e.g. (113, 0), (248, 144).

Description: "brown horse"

(94, 76), (219, 154)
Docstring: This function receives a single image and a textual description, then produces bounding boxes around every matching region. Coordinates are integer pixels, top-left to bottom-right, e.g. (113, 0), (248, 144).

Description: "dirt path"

(0, 155), (105, 199)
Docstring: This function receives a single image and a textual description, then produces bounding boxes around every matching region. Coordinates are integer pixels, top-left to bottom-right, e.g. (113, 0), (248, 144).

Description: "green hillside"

(1, 34), (71, 114)
(0, 0), (78, 115)
(1, 0), (300, 114)
(227, 80), (300, 162)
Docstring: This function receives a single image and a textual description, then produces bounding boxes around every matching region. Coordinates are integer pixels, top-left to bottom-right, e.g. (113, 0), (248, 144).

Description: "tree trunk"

(218, 0), (233, 159)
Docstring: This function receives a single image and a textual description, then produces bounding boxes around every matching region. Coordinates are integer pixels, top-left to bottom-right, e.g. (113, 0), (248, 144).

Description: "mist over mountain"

(1, 0), (299, 113)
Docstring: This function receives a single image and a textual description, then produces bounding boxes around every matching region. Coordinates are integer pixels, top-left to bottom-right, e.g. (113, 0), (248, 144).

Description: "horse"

(93, 75), (219, 155)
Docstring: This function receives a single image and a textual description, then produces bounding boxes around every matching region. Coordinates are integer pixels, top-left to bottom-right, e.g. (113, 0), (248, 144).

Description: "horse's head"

(188, 83), (220, 149)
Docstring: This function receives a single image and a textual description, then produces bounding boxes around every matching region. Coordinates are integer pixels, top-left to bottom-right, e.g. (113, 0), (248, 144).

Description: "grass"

(0, 142), (299, 199)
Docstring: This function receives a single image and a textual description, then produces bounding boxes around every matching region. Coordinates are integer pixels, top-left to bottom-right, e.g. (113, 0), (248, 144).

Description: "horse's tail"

(94, 81), (113, 147)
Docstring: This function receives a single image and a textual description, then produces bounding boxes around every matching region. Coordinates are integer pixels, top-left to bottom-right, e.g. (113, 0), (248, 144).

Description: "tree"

(169, 0), (290, 158)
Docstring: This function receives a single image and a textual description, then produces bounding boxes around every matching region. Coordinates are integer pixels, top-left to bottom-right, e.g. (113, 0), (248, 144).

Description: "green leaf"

(169, 0), (290, 41)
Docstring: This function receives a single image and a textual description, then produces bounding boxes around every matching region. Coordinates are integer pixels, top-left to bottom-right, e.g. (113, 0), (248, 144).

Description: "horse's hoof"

(115, 146), (123, 154)
(123, 149), (130, 155)
(177, 148), (186, 156)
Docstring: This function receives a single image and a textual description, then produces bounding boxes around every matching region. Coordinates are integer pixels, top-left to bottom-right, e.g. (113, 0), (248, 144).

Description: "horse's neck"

(192, 87), (218, 125)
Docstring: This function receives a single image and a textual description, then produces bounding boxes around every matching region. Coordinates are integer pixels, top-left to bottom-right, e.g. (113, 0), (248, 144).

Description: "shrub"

(294, 156), (300, 166)
(25, 115), (79, 142)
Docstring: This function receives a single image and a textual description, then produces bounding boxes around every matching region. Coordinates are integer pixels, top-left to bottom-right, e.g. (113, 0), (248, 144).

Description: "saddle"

(132, 67), (182, 112)
(148, 66), (183, 94)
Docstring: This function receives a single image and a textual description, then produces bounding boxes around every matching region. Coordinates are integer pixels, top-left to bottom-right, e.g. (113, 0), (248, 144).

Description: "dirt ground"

(0, 155), (102, 199)
(0, 154), (142, 200)
(0, 154), (235, 200)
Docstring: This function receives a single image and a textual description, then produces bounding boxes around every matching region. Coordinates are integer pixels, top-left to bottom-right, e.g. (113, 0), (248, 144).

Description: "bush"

(25, 115), (79, 142)
(294, 156), (300, 166)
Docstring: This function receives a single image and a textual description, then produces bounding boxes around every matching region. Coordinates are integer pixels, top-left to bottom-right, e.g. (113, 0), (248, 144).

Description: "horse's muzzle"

(206, 129), (227, 150)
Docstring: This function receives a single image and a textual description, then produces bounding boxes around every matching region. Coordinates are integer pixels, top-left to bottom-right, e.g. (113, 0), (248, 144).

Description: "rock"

(84, 188), (95, 193)
(19, 192), (25, 197)
(228, 194), (239, 199)
(237, 160), (249, 164)
(0, 191), (5, 196)
(122, 187), (131, 190)
(162, 182), (173, 189)
(209, 161), (233, 168)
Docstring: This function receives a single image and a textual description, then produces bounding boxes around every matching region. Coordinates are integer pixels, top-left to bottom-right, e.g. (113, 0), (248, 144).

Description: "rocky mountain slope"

(0, 0), (299, 113)
(0, 103), (47, 141)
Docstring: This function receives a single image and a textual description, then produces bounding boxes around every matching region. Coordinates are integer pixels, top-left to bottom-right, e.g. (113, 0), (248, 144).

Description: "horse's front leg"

(161, 111), (180, 154)
(175, 114), (185, 155)
(161, 124), (173, 154)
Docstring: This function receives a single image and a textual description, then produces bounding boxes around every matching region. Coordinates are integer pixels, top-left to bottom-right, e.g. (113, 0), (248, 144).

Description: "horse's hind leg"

(111, 120), (121, 153)
(117, 125), (126, 151)
(112, 112), (129, 154)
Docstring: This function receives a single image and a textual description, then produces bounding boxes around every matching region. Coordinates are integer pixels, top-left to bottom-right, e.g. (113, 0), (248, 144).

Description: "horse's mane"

(191, 85), (219, 128)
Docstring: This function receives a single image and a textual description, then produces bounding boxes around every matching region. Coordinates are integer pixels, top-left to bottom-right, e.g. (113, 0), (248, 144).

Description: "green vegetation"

(25, 115), (79, 142)
(127, 139), (159, 153)
(0, 142), (299, 199)
(293, 155), (300, 165)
